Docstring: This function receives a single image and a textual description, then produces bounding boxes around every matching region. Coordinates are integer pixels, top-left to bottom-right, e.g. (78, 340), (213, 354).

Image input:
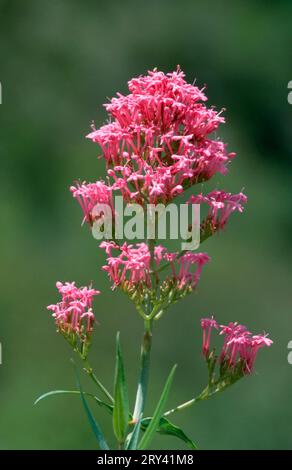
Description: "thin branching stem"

(83, 360), (114, 404)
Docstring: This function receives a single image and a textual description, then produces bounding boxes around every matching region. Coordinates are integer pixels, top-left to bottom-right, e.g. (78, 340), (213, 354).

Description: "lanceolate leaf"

(34, 390), (113, 414)
(141, 417), (198, 450)
(74, 365), (109, 450)
(35, 389), (196, 449)
(113, 332), (129, 444)
(138, 364), (177, 450)
(34, 390), (83, 405)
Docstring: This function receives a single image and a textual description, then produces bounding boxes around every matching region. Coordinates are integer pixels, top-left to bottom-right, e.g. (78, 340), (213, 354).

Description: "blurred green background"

(0, 0), (291, 450)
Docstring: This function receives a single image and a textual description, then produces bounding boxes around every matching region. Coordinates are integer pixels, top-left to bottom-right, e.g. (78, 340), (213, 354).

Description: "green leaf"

(141, 417), (198, 450)
(93, 398), (114, 415)
(125, 414), (142, 450)
(138, 364), (177, 450)
(73, 364), (109, 450)
(34, 390), (93, 405)
(34, 389), (113, 415)
(113, 332), (129, 444)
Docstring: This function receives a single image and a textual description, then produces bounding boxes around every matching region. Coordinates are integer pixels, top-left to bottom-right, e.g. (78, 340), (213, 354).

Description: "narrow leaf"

(113, 332), (129, 444)
(141, 417), (198, 450)
(74, 365), (109, 450)
(138, 364), (177, 450)
(34, 389), (114, 414)
(35, 390), (93, 405)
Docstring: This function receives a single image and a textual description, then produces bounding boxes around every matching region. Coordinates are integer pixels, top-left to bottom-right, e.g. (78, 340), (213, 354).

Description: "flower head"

(220, 324), (273, 374)
(47, 281), (100, 358)
(70, 181), (114, 226)
(188, 190), (247, 234)
(101, 242), (209, 294)
(200, 316), (273, 375)
(86, 67), (235, 205)
(101, 242), (152, 288)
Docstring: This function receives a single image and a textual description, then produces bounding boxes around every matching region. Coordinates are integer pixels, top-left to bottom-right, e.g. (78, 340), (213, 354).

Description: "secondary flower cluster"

(201, 316), (273, 375)
(188, 190), (247, 234)
(100, 241), (210, 292)
(47, 282), (99, 357)
(70, 181), (114, 226)
(85, 67), (235, 206)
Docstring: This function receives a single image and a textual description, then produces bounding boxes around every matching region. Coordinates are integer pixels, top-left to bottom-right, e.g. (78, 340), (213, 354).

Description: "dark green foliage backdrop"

(0, 0), (291, 449)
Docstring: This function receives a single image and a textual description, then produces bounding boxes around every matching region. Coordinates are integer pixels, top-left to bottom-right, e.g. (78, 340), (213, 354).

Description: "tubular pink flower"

(47, 281), (100, 336)
(200, 316), (219, 357)
(70, 181), (114, 225)
(200, 317), (272, 374)
(99, 241), (119, 256)
(219, 321), (250, 363)
(188, 190), (247, 231)
(154, 245), (167, 266)
(219, 321), (273, 374)
(101, 242), (152, 288)
(177, 252), (210, 289)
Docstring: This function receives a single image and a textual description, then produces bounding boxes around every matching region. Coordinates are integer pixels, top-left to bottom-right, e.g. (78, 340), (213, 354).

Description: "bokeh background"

(0, 0), (291, 450)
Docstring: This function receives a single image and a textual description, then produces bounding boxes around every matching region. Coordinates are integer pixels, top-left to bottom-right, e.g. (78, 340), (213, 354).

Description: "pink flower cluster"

(188, 190), (247, 231)
(100, 241), (210, 291)
(200, 317), (273, 374)
(70, 181), (114, 226)
(86, 67), (235, 205)
(47, 282), (100, 336)
(66, 69), (247, 324)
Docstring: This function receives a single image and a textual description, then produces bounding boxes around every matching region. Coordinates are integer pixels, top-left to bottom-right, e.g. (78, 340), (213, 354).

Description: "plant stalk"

(83, 360), (114, 404)
(132, 320), (153, 423)
(164, 386), (211, 417)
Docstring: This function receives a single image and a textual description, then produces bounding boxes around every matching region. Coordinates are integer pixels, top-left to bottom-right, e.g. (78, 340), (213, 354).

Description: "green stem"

(164, 397), (199, 417)
(118, 441), (124, 450)
(132, 236), (156, 420)
(163, 377), (240, 418)
(131, 236), (155, 422)
(135, 303), (148, 320)
(129, 236), (155, 436)
(163, 386), (210, 417)
(83, 360), (114, 404)
(132, 320), (153, 423)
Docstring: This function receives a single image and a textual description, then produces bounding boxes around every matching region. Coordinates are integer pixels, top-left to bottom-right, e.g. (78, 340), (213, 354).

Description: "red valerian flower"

(70, 181), (114, 226)
(201, 316), (219, 357)
(188, 190), (247, 232)
(100, 241), (210, 292)
(86, 67), (235, 205)
(47, 282), (100, 357)
(200, 316), (273, 375)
